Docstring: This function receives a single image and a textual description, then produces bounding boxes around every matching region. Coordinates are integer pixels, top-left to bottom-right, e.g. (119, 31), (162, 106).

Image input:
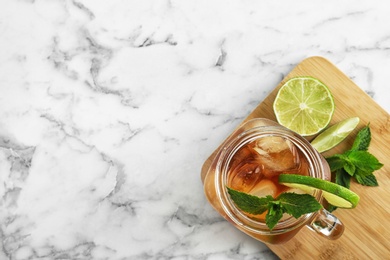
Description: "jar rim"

(215, 124), (325, 235)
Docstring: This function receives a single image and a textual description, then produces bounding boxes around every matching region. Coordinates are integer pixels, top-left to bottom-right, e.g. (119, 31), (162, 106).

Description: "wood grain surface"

(201, 56), (390, 259)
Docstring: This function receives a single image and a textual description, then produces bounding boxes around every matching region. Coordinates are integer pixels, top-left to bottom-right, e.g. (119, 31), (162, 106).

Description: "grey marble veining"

(1, 0), (390, 259)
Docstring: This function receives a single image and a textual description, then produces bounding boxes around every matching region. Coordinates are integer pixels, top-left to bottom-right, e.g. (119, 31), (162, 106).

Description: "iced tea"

(202, 118), (338, 244)
(227, 136), (311, 221)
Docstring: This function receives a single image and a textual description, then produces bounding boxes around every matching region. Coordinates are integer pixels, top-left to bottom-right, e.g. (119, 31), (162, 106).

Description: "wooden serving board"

(201, 56), (390, 259)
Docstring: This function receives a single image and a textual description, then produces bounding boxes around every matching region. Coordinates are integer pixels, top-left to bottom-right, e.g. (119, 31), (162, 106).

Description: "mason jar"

(202, 118), (344, 244)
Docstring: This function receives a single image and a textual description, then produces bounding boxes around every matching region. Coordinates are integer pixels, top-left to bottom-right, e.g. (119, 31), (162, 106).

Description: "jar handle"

(308, 208), (344, 239)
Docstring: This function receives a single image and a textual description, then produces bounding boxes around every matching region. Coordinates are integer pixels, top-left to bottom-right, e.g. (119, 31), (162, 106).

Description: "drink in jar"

(202, 118), (343, 244)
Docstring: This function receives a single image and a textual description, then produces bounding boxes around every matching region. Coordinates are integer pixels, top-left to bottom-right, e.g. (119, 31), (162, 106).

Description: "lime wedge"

(278, 174), (359, 208)
(311, 117), (360, 153)
(273, 76), (335, 136)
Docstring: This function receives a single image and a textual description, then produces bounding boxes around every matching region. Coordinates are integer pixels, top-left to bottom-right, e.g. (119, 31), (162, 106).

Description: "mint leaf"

(335, 168), (351, 189)
(227, 187), (272, 215)
(348, 150), (383, 172)
(343, 160), (356, 176)
(326, 154), (348, 172)
(327, 204), (338, 213)
(351, 124), (371, 151)
(355, 168), (373, 177)
(277, 192), (322, 218)
(355, 173), (378, 186)
(227, 188), (322, 230)
(266, 204), (283, 230)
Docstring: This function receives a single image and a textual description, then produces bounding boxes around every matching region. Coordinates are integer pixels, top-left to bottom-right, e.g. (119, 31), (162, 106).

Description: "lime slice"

(278, 174), (359, 208)
(311, 117), (360, 153)
(273, 76), (335, 136)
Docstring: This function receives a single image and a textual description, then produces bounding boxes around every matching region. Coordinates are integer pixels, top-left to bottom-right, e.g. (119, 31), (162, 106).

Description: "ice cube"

(229, 146), (256, 171)
(228, 160), (263, 193)
(253, 136), (292, 155)
(252, 136), (300, 178)
(249, 179), (277, 198)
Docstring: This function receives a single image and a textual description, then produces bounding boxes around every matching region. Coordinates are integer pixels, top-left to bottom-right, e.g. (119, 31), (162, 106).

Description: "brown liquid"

(202, 119), (331, 244)
(227, 136), (311, 220)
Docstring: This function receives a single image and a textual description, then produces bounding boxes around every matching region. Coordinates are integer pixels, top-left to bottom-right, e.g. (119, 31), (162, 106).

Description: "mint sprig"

(326, 124), (383, 188)
(350, 123), (371, 151)
(227, 187), (322, 230)
(326, 124), (382, 212)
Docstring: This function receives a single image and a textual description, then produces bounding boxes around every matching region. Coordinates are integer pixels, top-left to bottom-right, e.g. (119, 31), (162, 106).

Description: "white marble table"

(1, 1), (390, 259)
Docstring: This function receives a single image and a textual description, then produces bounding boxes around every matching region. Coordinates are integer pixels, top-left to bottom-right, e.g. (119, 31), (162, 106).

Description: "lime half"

(273, 77), (335, 136)
(311, 117), (360, 153)
(278, 174), (359, 208)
